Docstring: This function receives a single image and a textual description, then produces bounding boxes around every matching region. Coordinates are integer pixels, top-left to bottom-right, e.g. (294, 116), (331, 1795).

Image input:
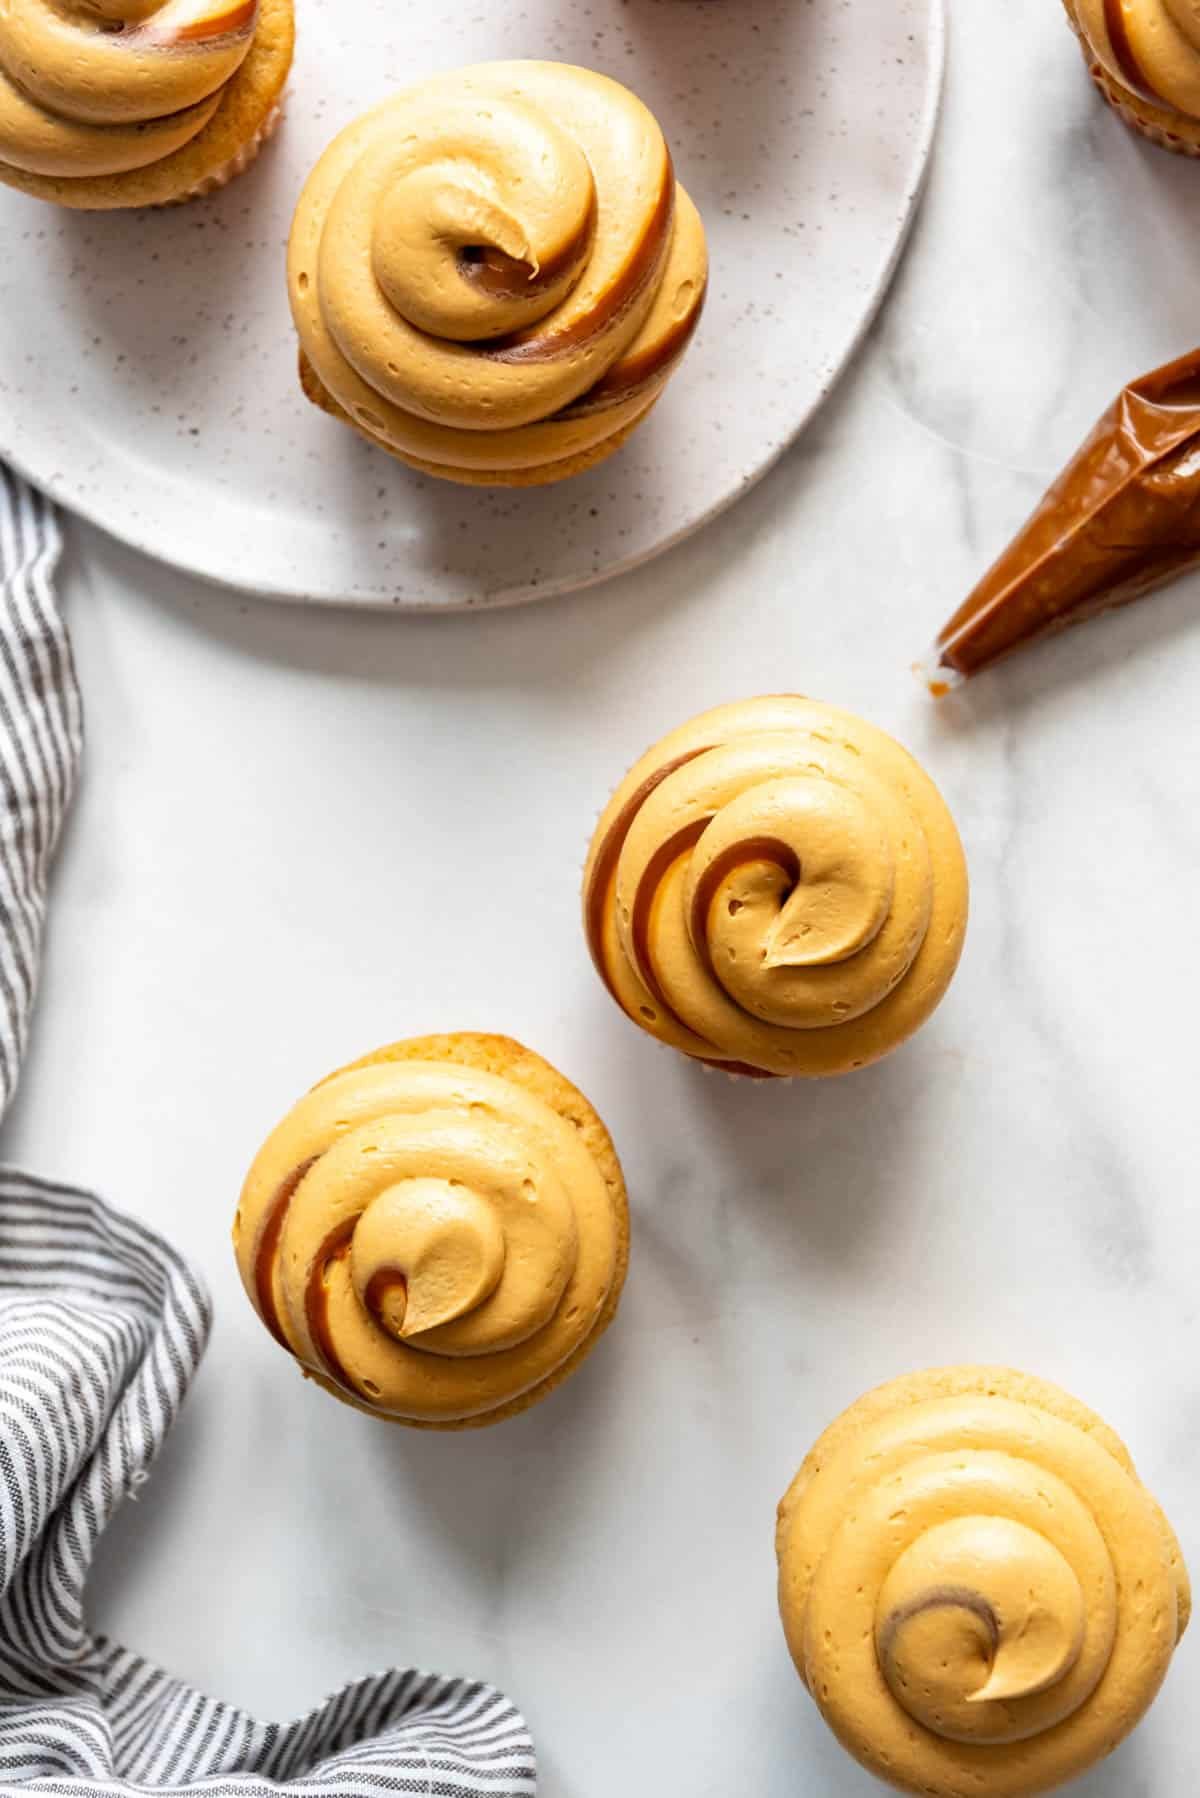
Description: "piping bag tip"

(923, 346), (1200, 685)
(913, 648), (963, 699)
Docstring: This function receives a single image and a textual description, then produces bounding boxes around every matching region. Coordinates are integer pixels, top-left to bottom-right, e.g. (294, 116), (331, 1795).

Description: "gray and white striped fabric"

(0, 469), (80, 1118)
(0, 470), (537, 1796)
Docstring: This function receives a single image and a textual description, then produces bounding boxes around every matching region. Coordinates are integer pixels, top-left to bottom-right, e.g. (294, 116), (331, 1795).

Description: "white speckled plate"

(0, 0), (942, 609)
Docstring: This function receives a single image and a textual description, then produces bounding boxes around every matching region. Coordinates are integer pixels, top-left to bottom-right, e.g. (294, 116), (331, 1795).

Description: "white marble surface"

(5, 4), (1200, 1795)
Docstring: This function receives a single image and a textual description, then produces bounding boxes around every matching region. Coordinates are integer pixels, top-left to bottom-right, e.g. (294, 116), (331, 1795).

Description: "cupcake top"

(777, 1367), (1191, 1798)
(0, 2), (260, 179)
(288, 61), (707, 481)
(582, 696), (968, 1077)
(1073, 0), (1200, 118)
(233, 1034), (628, 1428)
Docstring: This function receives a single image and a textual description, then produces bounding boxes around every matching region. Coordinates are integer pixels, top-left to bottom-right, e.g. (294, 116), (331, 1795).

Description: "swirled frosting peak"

(582, 696), (968, 1077)
(0, 2), (259, 178)
(1074, 0), (1200, 119)
(777, 1367), (1191, 1797)
(233, 1035), (627, 1427)
(287, 61), (708, 481)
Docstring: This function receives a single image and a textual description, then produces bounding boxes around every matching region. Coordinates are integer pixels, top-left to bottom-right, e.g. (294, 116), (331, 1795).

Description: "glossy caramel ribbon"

(234, 1052), (621, 1425)
(582, 697), (967, 1077)
(777, 1368), (1191, 1798)
(1074, 0), (1200, 118)
(288, 61), (708, 479)
(0, 2), (258, 178)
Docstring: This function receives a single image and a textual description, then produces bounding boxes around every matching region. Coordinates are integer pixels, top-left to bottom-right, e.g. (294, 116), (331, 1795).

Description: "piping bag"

(923, 348), (1200, 691)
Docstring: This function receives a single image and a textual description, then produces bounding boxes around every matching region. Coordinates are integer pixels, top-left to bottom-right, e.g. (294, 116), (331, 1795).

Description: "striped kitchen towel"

(0, 467), (80, 1117)
(0, 470), (538, 1795)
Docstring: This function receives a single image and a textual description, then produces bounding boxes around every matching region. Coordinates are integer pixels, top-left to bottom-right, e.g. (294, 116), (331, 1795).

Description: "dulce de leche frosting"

(287, 61), (708, 481)
(929, 349), (1200, 686)
(0, 2), (259, 179)
(1073, 0), (1200, 120)
(777, 1367), (1191, 1798)
(233, 1037), (626, 1427)
(582, 697), (968, 1078)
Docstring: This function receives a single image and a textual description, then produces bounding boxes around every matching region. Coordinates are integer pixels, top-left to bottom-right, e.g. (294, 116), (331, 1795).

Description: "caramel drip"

(586, 742), (793, 1074)
(462, 189), (597, 303)
(304, 1218), (358, 1393)
(253, 1156), (317, 1346)
(365, 1267), (409, 1332)
(629, 818), (710, 1006)
(1102, 0), (1162, 102)
(583, 746), (714, 991)
(687, 835), (801, 982)
(569, 289), (707, 415)
(484, 164), (674, 366)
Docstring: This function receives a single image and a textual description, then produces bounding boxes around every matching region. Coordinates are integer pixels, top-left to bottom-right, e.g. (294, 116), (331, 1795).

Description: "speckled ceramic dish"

(0, 0), (943, 610)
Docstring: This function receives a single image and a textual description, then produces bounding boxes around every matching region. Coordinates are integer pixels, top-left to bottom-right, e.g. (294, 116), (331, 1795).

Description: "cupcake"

(0, 0), (294, 209)
(777, 1367), (1191, 1797)
(1063, 0), (1200, 155)
(233, 1033), (629, 1429)
(581, 696), (968, 1078)
(287, 61), (708, 486)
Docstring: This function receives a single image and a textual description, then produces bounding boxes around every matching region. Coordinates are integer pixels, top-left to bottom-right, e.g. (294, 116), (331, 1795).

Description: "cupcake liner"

(1062, 0), (1200, 158)
(1086, 62), (1200, 157)
(168, 96), (285, 205)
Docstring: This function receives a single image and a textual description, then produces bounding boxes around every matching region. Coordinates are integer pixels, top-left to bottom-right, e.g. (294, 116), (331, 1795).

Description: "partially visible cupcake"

(233, 1033), (629, 1429)
(1063, 0), (1200, 155)
(582, 697), (968, 1078)
(777, 1366), (1191, 1797)
(288, 61), (708, 486)
(0, 1), (294, 209)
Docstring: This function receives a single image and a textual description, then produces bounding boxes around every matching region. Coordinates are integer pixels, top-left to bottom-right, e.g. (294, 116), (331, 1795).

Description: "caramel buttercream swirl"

(0, 0), (258, 178)
(1074, 0), (1200, 117)
(777, 1369), (1191, 1798)
(582, 696), (967, 1078)
(233, 1054), (622, 1425)
(287, 61), (708, 478)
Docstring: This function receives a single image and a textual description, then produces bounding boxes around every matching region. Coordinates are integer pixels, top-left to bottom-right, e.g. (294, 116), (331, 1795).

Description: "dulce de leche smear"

(930, 349), (1200, 686)
(777, 1366), (1191, 1798)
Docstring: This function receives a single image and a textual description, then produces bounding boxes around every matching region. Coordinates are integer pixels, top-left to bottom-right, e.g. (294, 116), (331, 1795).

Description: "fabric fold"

(0, 466), (81, 1118)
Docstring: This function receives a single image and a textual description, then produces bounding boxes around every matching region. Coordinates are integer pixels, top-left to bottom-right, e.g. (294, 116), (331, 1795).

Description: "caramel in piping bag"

(928, 348), (1200, 686)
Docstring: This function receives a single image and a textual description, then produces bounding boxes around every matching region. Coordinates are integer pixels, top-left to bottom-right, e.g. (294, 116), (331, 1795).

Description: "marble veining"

(4, 4), (1200, 1796)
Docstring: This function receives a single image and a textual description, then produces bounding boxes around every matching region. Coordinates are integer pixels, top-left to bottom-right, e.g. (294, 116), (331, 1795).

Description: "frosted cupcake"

(582, 696), (968, 1078)
(1063, 0), (1200, 155)
(777, 1366), (1191, 1796)
(0, 1), (294, 209)
(233, 1034), (629, 1429)
(288, 61), (708, 486)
